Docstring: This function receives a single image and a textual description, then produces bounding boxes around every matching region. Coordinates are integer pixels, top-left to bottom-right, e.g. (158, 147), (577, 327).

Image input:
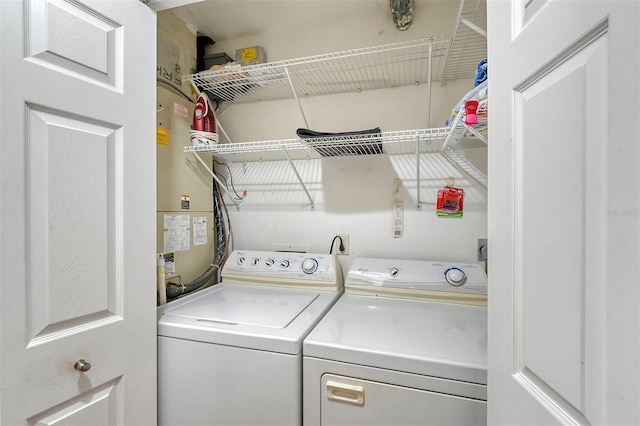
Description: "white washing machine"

(158, 250), (343, 426)
(303, 257), (488, 426)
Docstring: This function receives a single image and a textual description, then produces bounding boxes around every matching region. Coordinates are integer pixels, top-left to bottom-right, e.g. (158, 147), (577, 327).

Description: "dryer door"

(320, 374), (486, 426)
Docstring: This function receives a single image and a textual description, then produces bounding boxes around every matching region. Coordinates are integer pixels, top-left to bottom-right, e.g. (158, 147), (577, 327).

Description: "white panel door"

(0, 0), (157, 424)
(488, 0), (639, 424)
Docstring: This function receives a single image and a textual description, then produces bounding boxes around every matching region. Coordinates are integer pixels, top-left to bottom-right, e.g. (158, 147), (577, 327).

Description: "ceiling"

(170, 0), (393, 42)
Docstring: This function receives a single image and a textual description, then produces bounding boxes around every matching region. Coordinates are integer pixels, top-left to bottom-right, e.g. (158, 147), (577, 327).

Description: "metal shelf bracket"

(282, 146), (315, 211)
(284, 65), (310, 129)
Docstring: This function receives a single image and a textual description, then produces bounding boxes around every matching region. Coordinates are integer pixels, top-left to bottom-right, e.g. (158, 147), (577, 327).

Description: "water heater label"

(193, 217), (207, 246)
(163, 252), (176, 278)
(181, 194), (190, 210)
(164, 214), (190, 252)
(173, 102), (188, 118)
(156, 127), (168, 145)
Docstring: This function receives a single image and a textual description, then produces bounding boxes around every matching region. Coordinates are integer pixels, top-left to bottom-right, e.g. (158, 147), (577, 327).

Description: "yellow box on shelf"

(236, 46), (266, 66)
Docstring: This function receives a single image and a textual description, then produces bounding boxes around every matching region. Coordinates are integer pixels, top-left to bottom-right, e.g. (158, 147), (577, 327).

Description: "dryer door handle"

(326, 380), (365, 405)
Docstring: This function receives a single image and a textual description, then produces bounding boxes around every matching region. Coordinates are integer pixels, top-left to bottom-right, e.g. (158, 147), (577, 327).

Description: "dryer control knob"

(389, 267), (400, 277)
(280, 259), (291, 268)
(251, 258), (260, 267)
(445, 267), (467, 286)
(265, 258), (275, 267)
(237, 257), (246, 266)
(302, 258), (318, 274)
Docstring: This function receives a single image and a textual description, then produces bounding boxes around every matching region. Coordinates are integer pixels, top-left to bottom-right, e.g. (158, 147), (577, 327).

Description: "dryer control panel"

(345, 257), (487, 305)
(221, 250), (343, 291)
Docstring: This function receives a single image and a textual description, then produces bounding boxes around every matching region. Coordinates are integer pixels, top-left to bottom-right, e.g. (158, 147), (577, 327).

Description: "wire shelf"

(442, 0), (487, 83)
(441, 98), (488, 151)
(184, 128), (451, 162)
(185, 37), (449, 104)
(183, 34), (488, 209)
(442, 149), (487, 188)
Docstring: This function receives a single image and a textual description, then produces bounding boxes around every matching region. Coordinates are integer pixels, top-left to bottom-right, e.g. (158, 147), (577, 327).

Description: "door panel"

(26, 106), (122, 344)
(26, 0), (120, 88)
(1, 0), (156, 424)
(514, 33), (607, 421)
(29, 377), (123, 425)
(488, 0), (639, 424)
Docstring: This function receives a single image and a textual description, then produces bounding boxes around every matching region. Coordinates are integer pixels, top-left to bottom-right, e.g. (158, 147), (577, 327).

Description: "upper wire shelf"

(442, 0), (487, 83)
(185, 37), (449, 104)
(184, 128), (451, 163)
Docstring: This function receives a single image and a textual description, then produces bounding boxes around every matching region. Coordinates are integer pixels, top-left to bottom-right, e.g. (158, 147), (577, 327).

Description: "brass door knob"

(74, 359), (91, 372)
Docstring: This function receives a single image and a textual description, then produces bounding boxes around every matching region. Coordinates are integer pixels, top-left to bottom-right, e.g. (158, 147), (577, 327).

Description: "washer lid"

(303, 294), (487, 384)
(164, 284), (318, 328)
(158, 283), (342, 354)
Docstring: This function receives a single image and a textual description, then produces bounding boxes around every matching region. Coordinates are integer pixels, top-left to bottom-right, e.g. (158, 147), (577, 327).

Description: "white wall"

(192, 1), (487, 270)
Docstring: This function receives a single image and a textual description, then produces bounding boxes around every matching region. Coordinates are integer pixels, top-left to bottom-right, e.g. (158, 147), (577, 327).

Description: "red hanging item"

(436, 185), (464, 217)
(464, 99), (479, 125)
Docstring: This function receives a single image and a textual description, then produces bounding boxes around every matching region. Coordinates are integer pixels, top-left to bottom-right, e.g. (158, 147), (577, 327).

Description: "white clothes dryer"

(158, 250), (343, 426)
(303, 257), (487, 426)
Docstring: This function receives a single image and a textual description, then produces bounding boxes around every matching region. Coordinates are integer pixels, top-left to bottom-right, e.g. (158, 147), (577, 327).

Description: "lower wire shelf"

(184, 127), (486, 210)
(183, 128), (451, 162)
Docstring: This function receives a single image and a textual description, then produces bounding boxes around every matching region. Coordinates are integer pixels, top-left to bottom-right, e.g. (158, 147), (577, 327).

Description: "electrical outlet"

(477, 239), (488, 262)
(337, 234), (350, 255)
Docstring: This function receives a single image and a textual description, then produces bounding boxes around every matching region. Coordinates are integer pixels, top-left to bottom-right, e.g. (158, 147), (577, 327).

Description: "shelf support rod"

(415, 135), (422, 211)
(426, 43), (433, 129)
(284, 66), (310, 129)
(211, 108), (232, 144)
(191, 152), (241, 208)
(415, 43), (433, 210)
(282, 147), (315, 210)
(461, 18), (487, 38)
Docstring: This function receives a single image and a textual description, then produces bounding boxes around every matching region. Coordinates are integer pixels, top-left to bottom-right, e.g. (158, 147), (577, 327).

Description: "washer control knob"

(302, 258), (318, 274)
(445, 267), (467, 286)
(280, 259), (291, 268)
(251, 258), (260, 267)
(265, 258), (275, 267)
(237, 257), (246, 266)
(389, 267), (400, 277)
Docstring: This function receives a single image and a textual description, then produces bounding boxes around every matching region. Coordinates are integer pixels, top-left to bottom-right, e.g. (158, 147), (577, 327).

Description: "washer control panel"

(346, 257), (487, 296)
(223, 250), (342, 288)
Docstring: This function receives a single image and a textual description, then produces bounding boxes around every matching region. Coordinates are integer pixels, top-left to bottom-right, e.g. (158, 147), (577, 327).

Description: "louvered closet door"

(0, 0), (157, 424)
(488, 0), (640, 424)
